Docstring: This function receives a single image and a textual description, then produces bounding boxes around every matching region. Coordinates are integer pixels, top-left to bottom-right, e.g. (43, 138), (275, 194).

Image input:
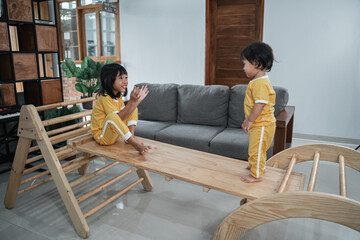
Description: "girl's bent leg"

(96, 113), (131, 145)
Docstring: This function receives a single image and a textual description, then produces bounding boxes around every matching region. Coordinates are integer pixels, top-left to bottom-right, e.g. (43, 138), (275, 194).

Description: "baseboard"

(293, 133), (359, 145)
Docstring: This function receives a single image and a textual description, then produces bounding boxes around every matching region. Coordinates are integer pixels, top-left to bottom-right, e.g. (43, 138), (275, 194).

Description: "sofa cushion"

(136, 83), (178, 121)
(273, 86), (289, 117)
(228, 84), (289, 128)
(209, 127), (273, 160)
(135, 120), (174, 140)
(228, 85), (247, 128)
(155, 123), (225, 152)
(177, 85), (229, 126)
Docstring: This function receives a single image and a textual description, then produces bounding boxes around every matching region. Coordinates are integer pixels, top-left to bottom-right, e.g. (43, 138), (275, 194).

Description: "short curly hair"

(240, 42), (274, 72)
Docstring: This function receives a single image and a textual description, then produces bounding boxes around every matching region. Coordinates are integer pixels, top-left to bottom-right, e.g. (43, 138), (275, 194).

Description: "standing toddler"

(240, 42), (276, 183)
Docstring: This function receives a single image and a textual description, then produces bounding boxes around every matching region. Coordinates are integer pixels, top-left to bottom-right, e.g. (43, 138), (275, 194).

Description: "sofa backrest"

(177, 85), (229, 126)
(136, 83), (178, 122)
(228, 84), (289, 128)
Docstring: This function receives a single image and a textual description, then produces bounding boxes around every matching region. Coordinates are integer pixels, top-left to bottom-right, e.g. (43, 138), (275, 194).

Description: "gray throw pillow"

(177, 85), (229, 126)
(136, 83), (178, 121)
(273, 86), (289, 117)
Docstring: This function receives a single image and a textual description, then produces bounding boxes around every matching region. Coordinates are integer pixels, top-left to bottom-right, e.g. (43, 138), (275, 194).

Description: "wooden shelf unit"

(0, 0), (63, 164)
(0, 0), (63, 108)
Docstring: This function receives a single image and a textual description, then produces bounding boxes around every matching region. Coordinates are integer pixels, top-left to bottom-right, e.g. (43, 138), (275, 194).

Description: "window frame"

(56, 0), (120, 63)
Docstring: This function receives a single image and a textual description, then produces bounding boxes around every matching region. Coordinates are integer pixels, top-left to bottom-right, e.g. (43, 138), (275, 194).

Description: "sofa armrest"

(273, 105), (295, 155)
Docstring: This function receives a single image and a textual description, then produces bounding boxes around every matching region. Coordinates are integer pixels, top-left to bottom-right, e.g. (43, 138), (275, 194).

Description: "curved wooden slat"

(267, 144), (360, 171)
(211, 192), (360, 240)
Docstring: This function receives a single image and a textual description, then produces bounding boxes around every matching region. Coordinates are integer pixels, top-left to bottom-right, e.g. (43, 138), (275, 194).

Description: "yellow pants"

(248, 123), (275, 178)
(95, 108), (138, 145)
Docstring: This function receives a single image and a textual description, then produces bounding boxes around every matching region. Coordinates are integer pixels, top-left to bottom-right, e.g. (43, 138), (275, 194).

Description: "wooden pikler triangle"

(4, 100), (152, 238)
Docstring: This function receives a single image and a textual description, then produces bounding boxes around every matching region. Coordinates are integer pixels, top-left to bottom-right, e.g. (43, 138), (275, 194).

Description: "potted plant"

(61, 57), (115, 109)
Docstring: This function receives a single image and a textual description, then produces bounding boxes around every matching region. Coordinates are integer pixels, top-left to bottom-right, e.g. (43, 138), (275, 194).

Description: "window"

(57, 0), (120, 62)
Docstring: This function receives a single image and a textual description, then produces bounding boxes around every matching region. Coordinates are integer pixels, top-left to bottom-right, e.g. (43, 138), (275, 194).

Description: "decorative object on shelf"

(61, 57), (115, 109)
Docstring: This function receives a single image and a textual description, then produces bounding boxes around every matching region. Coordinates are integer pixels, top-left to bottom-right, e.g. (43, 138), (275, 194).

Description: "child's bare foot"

(135, 144), (152, 155)
(246, 165), (266, 174)
(240, 175), (262, 183)
(126, 136), (150, 154)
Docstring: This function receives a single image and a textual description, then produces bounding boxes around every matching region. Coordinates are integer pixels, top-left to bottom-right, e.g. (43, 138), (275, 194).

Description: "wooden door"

(205, 0), (264, 87)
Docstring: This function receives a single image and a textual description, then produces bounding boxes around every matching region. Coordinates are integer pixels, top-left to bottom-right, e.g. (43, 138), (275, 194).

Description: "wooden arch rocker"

(212, 144), (360, 239)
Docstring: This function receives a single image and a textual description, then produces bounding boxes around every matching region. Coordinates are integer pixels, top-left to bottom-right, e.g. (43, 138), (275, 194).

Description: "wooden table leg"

(136, 169), (153, 191)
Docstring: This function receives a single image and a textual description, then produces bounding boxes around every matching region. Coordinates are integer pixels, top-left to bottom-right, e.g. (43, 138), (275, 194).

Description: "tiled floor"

(0, 138), (359, 240)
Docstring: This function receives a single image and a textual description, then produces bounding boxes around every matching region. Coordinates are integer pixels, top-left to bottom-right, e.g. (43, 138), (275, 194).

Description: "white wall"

(119, 0), (205, 89)
(120, 0), (360, 140)
(263, 0), (360, 140)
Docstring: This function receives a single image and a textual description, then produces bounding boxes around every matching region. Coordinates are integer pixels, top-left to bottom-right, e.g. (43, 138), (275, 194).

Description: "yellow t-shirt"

(90, 94), (125, 138)
(244, 76), (276, 127)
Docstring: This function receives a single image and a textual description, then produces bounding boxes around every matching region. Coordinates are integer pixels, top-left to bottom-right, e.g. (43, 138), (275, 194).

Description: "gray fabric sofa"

(134, 83), (294, 161)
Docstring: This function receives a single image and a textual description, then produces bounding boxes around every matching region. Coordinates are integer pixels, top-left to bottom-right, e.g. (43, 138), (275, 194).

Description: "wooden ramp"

(70, 133), (305, 200)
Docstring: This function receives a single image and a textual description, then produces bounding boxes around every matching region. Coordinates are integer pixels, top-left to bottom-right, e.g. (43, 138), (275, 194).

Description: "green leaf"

(75, 82), (89, 96)
(81, 57), (90, 70)
(61, 59), (79, 78)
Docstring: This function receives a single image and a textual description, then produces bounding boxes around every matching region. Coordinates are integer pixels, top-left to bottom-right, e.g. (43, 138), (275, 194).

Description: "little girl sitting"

(90, 63), (151, 154)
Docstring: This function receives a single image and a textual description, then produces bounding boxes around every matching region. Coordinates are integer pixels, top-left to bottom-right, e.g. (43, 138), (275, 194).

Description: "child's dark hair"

(99, 63), (128, 99)
(240, 42), (274, 72)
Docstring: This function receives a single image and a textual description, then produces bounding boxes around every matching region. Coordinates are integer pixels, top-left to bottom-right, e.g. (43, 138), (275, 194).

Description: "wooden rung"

(277, 154), (297, 193)
(339, 155), (347, 197)
(47, 120), (91, 136)
(307, 152), (320, 192)
(24, 148), (78, 175)
(165, 176), (173, 182)
(203, 187), (210, 192)
(25, 146), (67, 165)
(21, 155), (86, 185)
(84, 178), (144, 219)
(42, 110), (92, 127)
(49, 127), (90, 144)
(18, 157), (96, 195)
(35, 97), (95, 112)
(70, 162), (120, 188)
(77, 167), (135, 203)
(28, 127), (90, 154)
(25, 146), (72, 165)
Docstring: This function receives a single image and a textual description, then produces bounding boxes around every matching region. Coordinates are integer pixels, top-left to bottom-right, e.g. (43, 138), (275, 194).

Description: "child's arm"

(242, 103), (265, 133)
(118, 85), (149, 120)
